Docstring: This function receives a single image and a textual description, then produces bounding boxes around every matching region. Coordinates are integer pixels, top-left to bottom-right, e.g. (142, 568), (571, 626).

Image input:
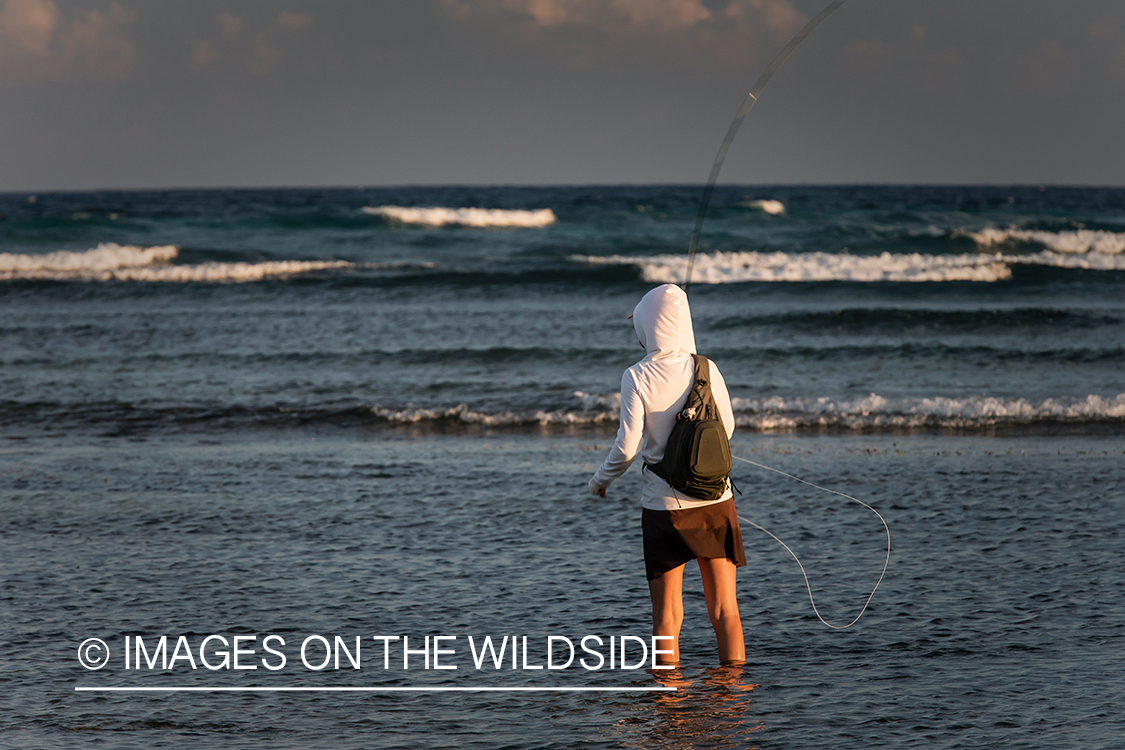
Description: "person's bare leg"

(648, 564), (686, 666)
(698, 557), (745, 664)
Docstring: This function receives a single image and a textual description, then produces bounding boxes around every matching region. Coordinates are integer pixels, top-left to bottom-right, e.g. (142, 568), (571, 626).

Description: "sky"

(1, 0), (1124, 190)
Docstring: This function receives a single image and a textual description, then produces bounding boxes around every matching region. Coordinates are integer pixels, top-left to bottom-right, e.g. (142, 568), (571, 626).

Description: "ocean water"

(1, 186), (1123, 748)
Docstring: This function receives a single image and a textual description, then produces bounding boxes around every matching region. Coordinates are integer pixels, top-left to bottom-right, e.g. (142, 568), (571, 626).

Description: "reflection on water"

(606, 666), (762, 749)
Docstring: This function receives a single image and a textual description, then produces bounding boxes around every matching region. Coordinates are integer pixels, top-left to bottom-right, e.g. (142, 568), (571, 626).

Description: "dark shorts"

(642, 498), (747, 580)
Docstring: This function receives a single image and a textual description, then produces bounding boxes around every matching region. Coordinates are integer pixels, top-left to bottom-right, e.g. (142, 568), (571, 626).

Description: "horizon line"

(6, 181), (1125, 196)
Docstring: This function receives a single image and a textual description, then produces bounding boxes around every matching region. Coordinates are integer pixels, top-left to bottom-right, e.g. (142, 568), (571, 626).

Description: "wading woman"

(588, 284), (746, 666)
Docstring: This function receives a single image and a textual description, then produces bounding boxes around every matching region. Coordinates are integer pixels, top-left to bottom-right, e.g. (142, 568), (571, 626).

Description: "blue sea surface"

(1, 186), (1123, 748)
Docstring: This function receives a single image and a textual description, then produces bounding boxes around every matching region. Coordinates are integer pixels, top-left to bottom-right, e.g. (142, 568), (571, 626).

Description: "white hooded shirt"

(588, 284), (735, 511)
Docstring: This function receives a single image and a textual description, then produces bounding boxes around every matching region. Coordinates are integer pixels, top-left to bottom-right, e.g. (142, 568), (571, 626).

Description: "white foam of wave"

(0, 242), (370, 282)
(573, 391), (621, 411)
(372, 391), (622, 426)
(965, 228), (1125, 255)
(730, 393), (1125, 431)
(363, 205), (558, 228)
(575, 251), (1013, 283)
(0, 243), (178, 275)
(744, 199), (785, 215)
(375, 392), (1124, 430)
(95, 260), (355, 282)
(1016, 250), (1125, 271)
(371, 403), (618, 427)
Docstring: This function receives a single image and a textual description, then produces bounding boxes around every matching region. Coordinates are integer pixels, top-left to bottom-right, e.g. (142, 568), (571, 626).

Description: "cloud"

(444, 0), (807, 35)
(189, 39), (217, 69)
(277, 10), (311, 30)
(439, 0), (806, 69)
(0, 0), (136, 82)
(508, 0), (712, 31)
(191, 10), (312, 75)
(496, 0), (806, 36)
(0, 0), (59, 56)
(249, 11), (313, 74)
(724, 0), (803, 35)
(219, 11), (244, 37)
(249, 30), (282, 74)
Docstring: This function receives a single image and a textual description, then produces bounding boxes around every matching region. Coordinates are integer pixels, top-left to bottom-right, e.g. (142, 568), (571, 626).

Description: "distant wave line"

(728, 392), (1125, 430)
(362, 205), (557, 228)
(0, 243), (435, 282)
(6, 392), (1123, 431)
(575, 249), (1125, 283)
(376, 392), (1125, 427)
(378, 393), (1125, 429)
(0, 243), (178, 274)
(964, 227), (1125, 255)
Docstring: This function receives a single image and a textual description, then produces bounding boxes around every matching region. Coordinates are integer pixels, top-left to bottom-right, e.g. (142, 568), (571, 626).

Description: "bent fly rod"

(683, 0), (850, 293)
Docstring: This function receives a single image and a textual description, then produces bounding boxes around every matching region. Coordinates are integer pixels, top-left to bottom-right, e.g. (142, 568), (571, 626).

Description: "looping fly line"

(733, 455), (890, 630)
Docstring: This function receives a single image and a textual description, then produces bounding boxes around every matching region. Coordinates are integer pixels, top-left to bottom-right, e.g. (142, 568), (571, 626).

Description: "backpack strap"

(646, 353), (732, 501)
(645, 354), (718, 484)
(645, 355), (703, 484)
(688, 354), (720, 422)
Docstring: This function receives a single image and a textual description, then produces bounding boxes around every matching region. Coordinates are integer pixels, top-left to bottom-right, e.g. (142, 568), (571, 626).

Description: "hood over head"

(632, 284), (696, 360)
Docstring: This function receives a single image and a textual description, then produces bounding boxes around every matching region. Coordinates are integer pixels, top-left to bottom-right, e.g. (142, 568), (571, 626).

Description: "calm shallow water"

(2, 429), (1122, 749)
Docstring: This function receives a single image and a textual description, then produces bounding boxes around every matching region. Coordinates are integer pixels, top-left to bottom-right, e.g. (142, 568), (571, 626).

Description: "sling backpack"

(645, 354), (732, 502)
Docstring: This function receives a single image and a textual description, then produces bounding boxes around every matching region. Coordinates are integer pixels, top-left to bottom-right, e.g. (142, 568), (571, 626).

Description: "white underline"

(75, 686), (675, 693)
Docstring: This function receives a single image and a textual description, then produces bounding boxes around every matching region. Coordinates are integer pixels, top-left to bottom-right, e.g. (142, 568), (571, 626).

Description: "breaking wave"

(362, 205), (557, 228)
(729, 393), (1125, 431)
(370, 392), (1125, 431)
(0, 243), (439, 282)
(1006, 250), (1125, 271)
(744, 199), (785, 215)
(369, 391), (624, 427)
(91, 260), (356, 282)
(370, 403), (619, 427)
(965, 228), (1125, 255)
(575, 248), (1125, 283)
(576, 251), (1013, 283)
(0, 243), (178, 277)
(8, 391), (1122, 433)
